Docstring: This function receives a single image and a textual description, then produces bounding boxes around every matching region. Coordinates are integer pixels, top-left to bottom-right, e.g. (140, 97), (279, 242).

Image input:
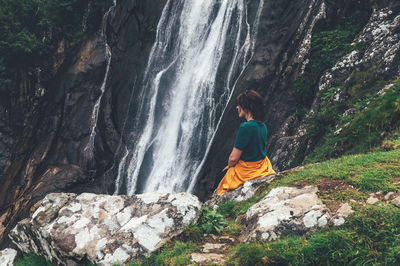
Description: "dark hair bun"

(236, 90), (265, 121)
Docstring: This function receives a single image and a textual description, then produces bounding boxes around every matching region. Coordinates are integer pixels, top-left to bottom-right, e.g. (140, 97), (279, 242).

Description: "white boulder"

(9, 192), (202, 266)
(0, 248), (17, 266)
(240, 186), (330, 241)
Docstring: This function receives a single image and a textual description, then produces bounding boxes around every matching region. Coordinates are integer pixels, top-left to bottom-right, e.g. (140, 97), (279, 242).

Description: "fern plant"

(199, 207), (228, 234)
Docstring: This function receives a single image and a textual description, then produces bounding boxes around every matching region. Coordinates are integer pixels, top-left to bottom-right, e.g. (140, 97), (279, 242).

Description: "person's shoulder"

(239, 121), (253, 128)
(241, 120), (264, 127)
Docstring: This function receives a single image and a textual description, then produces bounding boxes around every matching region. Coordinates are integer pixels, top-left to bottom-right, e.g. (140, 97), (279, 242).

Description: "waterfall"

(115, 0), (263, 195)
(84, 0), (117, 161)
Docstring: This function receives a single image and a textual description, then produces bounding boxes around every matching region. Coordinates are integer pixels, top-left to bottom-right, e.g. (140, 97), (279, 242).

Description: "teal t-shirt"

(234, 120), (267, 162)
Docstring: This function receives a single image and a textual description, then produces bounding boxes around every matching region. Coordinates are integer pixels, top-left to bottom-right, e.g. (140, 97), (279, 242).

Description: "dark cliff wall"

(0, 0), (166, 248)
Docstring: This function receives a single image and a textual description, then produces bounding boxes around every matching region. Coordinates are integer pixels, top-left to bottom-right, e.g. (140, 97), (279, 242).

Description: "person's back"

(234, 120), (267, 162)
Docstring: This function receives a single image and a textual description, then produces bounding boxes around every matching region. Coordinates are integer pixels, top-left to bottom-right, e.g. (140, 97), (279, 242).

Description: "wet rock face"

(0, 0), (167, 248)
(239, 186), (330, 241)
(9, 192), (201, 265)
(319, 7), (400, 93)
(268, 3), (400, 170)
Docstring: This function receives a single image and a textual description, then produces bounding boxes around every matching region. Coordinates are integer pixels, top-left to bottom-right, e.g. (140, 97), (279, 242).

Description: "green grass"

(272, 147), (400, 194)
(217, 195), (262, 219)
(226, 221), (242, 236)
(128, 241), (200, 266)
(227, 204), (400, 265)
(181, 224), (203, 242)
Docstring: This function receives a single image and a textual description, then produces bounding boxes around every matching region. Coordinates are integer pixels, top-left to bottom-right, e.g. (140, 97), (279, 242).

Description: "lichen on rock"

(239, 186), (331, 241)
(9, 192), (202, 265)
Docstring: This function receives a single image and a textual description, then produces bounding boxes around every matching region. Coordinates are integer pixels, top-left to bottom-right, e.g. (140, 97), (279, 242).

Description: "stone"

(206, 175), (276, 209)
(240, 186), (330, 241)
(384, 192), (395, 201)
(367, 197), (379, 205)
(336, 203), (354, 218)
(0, 248), (17, 266)
(333, 217), (346, 226)
(9, 192), (202, 266)
(191, 253), (226, 264)
(392, 196), (400, 208)
(202, 243), (225, 253)
(219, 236), (235, 243)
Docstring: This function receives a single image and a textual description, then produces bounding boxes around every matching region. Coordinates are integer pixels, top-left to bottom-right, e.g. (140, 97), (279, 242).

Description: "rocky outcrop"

(206, 175), (276, 208)
(271, 3), (400, 168)
(0, 248), (17, 266)
(239, 186), (331, 241)
(9, 192), (201, 265)
(319, 6), (400, 93)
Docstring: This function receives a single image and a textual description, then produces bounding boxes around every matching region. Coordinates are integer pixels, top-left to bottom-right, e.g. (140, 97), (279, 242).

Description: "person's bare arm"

(223, 147), (243, 171)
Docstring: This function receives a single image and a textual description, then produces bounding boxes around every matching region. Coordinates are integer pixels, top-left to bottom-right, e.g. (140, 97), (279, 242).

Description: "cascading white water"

(115, 0), (263, 195)
(84, 1), (116, 160)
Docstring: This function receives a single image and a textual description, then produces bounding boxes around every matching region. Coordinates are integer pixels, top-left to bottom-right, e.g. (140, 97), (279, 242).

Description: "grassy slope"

(127, 135), (400, 266)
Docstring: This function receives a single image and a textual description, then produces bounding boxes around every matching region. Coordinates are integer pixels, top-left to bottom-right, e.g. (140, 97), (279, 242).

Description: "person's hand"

(222, 165), (229, 172)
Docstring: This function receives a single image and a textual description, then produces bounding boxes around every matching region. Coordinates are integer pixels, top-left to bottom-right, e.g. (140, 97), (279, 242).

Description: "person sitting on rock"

(217, 89), (275, 195)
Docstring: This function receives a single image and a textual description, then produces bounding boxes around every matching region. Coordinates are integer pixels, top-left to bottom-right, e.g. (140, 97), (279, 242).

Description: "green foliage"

(228, 204), (400, 265)
(129, 241), (199, 266)
(0, 0), (88, 104)
(199, 206), (228, 234)
(181, 224), (203, 242)
(307, 79), (400, 162)
(0, 0), (86, 65)
(226, 221), (242, 236)
(294, 25), (362, 108)
(217, 196), (261, 219)
(15, 253), (51, 266)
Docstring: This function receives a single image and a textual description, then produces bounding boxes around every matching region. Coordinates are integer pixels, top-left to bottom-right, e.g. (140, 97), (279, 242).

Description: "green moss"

(333, 189), (367, 201)
(294, 25), (363, 108)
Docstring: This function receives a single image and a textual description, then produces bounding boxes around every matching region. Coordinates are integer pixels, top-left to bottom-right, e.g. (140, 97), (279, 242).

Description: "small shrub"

(181, 224), (203, 242)
(216, 200), (236, 217)
(199, 207), (228, 234)
(15, 253), (51, 266)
